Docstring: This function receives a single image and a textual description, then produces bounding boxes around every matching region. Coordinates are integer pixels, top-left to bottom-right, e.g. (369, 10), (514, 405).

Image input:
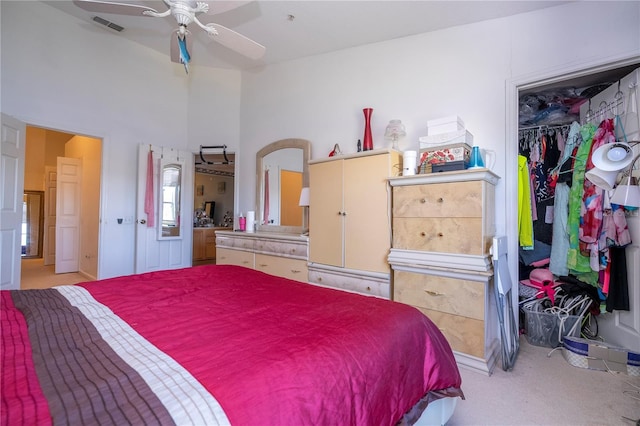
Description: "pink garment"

(529, 162), (538, 221)
(144, 150), (155, 228)
(263, 169), (269, 225)
(579, 119), (615, 270)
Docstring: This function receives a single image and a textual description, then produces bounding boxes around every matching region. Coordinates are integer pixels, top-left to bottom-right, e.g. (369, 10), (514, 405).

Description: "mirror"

(256, 138), (311, 234)
(159, 160), (183, 239)
(22, 191), (44, 258)
(194, 152), (235, 228)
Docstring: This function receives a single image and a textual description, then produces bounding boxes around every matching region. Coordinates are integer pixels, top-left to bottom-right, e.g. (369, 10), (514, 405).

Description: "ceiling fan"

(73, 0), (266, 73)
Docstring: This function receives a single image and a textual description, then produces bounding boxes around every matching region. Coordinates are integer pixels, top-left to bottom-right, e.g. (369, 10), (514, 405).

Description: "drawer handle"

(242, 261), (250, 265)
(291, 270), (301, 274)
(419, 198), (426, 204)
(438, 232), (444, 237)
(366, 286), (371, 291)
(259, 263), (268, 267)
(420, 232), (426, 237)
(437, 197), (444, 203)
(318, 277), (323, 282)
(425, 290), (443, 296)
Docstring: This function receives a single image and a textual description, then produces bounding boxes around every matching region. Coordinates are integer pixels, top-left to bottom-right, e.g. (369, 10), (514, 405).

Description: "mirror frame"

(158, 159), (184, 240)
(255, 138), (311, 234)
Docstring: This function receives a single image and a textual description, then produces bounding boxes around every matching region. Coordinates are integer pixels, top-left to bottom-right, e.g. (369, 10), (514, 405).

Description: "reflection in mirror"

(193, 152), (235, 228)
(159, 162), (182, 239)
(22, 191), (44, 258)
(256, 138), (310, 234)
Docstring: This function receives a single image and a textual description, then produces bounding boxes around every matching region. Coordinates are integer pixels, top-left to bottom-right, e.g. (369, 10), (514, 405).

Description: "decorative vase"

(362, 108), (373, 151)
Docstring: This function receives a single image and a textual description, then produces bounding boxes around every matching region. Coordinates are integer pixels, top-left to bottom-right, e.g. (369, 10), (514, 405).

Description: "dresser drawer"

(255, 239), (307, 260)
(255, 254), (308, 282)
(216, 236), (255, 251)
(393, 270), (484, 320)
(216, 248), (254, 268)
(308, 267), (390, 298)
(393, 181), (483, 218)
(416, 307), (485, 358)
(392, 217), (485, 255)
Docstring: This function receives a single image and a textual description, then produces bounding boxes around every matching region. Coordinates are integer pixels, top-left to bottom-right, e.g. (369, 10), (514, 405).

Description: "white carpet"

(448, 338), (639, 425)
(21, 258), (89, 289)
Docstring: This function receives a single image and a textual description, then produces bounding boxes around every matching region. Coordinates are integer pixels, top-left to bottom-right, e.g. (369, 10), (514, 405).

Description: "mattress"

(2, 264), (463, 425)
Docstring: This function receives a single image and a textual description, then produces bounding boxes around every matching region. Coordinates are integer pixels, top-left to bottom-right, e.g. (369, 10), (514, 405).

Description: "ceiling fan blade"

(72, 0), (159, 16)
(204, 1), (252, 15)
(206, 23), (265, 60)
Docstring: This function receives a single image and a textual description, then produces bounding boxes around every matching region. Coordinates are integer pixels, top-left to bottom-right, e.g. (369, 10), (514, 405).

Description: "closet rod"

(518, 123), (569, 131)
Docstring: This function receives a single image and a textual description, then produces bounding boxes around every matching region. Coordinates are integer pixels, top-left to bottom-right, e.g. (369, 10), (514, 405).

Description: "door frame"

(14, 116), (106, 281)
(505, 53), (640, 322)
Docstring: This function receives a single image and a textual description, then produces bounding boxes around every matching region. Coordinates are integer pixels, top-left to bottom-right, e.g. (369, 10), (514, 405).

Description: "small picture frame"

(217, 182), (226, 194)
(196, 185), (204, 196)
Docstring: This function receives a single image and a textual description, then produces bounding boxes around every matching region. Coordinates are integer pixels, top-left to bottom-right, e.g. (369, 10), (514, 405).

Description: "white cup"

(403, 150), (417, 176)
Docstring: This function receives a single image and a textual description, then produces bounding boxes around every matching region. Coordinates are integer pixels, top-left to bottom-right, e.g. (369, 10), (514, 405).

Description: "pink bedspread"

(2, 265), (462, 425)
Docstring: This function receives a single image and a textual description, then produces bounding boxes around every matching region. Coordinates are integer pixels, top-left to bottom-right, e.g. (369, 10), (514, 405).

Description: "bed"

(1, 264), (463, 425)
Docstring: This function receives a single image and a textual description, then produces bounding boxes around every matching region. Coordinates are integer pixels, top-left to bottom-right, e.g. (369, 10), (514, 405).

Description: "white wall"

(238, 1), (640, 284)
(1, 1), (241, 278)
(2, 1), (639, 280)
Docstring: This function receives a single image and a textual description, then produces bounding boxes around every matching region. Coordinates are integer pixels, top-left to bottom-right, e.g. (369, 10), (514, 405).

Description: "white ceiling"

(44, 1), (568, 70)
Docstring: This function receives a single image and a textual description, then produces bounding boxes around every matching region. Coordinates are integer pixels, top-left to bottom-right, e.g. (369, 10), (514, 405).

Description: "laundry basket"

(523, 308), (582, 348)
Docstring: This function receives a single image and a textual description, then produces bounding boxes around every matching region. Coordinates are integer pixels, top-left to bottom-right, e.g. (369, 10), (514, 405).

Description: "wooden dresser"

(193, 227), (228, 263)
(215, 230), (309, 283)
(388, 169), (500, 375)
(308, 149), (402, 298)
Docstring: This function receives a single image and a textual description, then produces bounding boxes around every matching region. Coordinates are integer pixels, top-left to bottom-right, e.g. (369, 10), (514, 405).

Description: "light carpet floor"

(20, 258), (90, 289)
(449, 338), (639, 425)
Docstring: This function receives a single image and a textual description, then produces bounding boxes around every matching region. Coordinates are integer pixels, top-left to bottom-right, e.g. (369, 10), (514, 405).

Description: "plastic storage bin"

(523, 309), (581, 348)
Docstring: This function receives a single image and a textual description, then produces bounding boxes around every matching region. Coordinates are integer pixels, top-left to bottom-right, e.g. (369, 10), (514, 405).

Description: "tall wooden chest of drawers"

(388, 169), (500, 375)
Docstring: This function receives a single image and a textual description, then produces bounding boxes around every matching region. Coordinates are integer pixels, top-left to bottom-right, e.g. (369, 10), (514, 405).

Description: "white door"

(135, 144), (193, 273)
(43, 166), (57, 265)
(0, 114), (26, 290)
(580, 68), (640, 352)
(55, 157), (82, 273)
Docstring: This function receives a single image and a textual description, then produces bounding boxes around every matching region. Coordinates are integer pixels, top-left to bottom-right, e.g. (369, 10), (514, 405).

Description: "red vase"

(362, 108), (373, 151)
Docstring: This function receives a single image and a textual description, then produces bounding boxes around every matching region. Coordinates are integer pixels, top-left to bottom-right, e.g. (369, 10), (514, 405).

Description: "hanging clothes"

(579, 118), (616, 271)
(518, 155), (534, 249)
(566, 122), (598, 284)
(549, 182), (570, 276)
(605, 246), (630, 312)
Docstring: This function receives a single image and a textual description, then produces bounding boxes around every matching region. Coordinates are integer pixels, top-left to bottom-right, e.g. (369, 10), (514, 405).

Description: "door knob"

(139, 219), (146, 224)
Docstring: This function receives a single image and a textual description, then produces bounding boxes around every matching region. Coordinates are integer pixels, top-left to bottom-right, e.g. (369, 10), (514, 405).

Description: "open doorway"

(513, 60), (640, 351)
(21, 125), (102, 289)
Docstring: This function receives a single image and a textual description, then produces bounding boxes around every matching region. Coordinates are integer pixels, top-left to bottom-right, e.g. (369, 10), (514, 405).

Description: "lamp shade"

(591, 142), (634, 171)
(384, 120), (406, 139)
(610, 183), (640, 208)
(585, 168), (619, 190)
(298, 187), (310, 207)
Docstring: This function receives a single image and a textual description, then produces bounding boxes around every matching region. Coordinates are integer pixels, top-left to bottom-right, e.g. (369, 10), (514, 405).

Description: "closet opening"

(515, 60), (640, 352)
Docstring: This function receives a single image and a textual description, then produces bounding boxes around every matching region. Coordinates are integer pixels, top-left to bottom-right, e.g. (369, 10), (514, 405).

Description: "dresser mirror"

(255, 138), (310, 234)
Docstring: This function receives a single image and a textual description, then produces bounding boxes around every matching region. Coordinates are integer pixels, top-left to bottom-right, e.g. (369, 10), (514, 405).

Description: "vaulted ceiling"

(45, 1), (567, 70)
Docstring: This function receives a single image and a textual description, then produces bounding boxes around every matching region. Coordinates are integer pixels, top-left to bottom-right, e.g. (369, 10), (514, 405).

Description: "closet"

(518, 65), (640, 352)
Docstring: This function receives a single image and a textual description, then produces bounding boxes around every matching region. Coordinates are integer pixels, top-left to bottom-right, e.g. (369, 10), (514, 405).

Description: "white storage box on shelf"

(427, 115), (465, 135)
(419, 130), (474, 149)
